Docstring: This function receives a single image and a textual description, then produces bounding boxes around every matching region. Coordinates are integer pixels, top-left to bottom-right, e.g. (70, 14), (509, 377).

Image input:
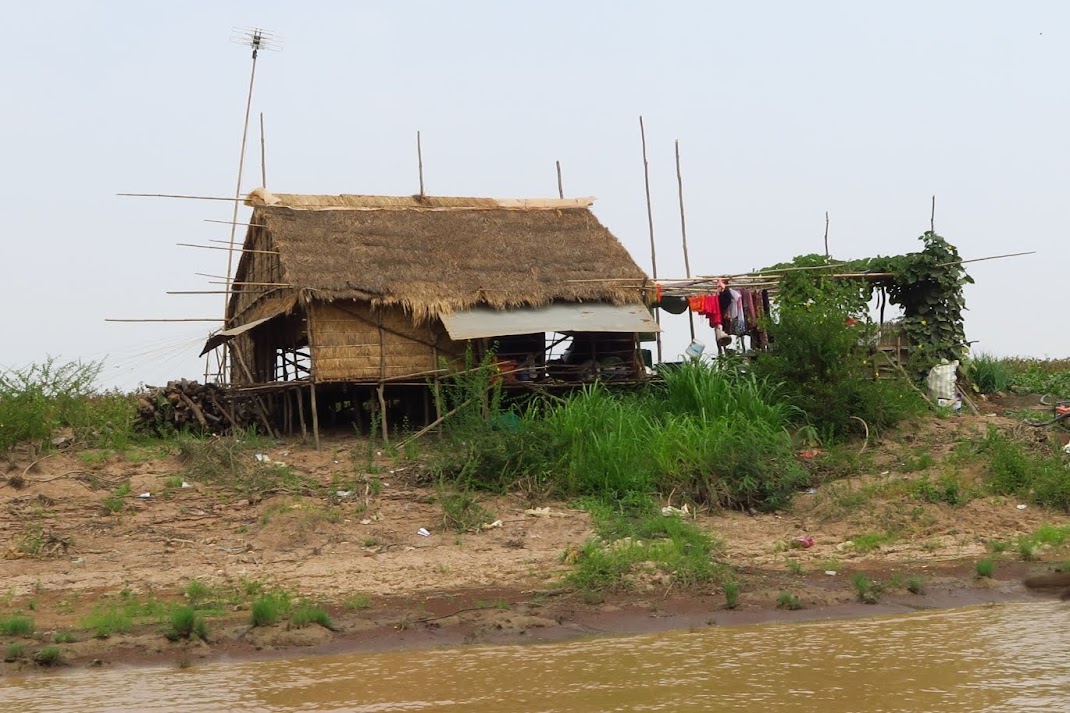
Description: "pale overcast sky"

(2, 1), (1066, 389)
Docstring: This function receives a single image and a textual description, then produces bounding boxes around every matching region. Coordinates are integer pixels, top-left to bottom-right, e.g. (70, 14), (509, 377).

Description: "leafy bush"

(0, 359), (139, 454)
(753, 298), (926, 439)
(290, 603), (332, 629)
(80, 607), (133, 639)
(166, 606), (207, 641)
(33, 645), (62, 667)
(250, 592), (291, 627)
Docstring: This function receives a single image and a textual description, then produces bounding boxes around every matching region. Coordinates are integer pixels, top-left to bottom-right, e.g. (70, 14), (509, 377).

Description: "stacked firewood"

(136, 380), (255, 435)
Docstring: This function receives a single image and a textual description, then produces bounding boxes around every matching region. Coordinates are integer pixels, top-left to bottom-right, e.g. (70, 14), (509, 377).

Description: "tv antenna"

(222, 27), (281, 310)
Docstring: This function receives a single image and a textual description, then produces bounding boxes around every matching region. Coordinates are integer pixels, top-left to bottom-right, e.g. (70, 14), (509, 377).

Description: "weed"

(33, 645), (62, 667)
(1018, 540), (1041, 562)
(911, 472), (971, 506)
(183, 579), (214, 607)
(723, 581), (740, 609)
(4, 643), (25, 661)
(981, 428), (1070, 510)
(177, 436), (310, 501)
(976, 558), (996, 578)
(906, 576), (925, 594)
(344, 594), (372, 610)
(989, 539), (1011, 554)
(102, 495), (124, 514)
(849, 532), (890, 554)
(80, 607), (133, 638)
(851, 573), (882, 604)
(52, 631), (74, 644)
(776, 592), (803, 610)
(786, 558), (804, 575)
(901, 452), (935, 473)
(290, 602), (332, 629)
(0, 615), (35, 636)
(438, 490), (495, 532)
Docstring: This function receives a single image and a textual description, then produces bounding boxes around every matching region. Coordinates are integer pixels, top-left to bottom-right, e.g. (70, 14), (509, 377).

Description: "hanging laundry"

(688, 295), (704, 313)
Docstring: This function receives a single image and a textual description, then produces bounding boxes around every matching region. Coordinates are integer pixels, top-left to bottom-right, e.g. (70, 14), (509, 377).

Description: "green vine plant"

(764, 232), (973, 380)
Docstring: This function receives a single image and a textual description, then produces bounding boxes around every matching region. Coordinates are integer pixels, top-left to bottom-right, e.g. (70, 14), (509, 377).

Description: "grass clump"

(906, 576), (925, 594)
(165, 606), (207, 641)
(776, 592), (803, 610)
(976, 558), (996, 578)
(177, 435), (307, 501)
(0, 615), (35, 636)
(52, 631), (75, 644)
(565, 495), (720, 594)
(851, 573), (882, 604)
(980, 427), (1070, 510)
(4, 643), (26, 662)
(910, 472), (972, 506)
(723, 581), (740, 609)
(290, 602), (332, 629)
(344, 594), (372, 610)
(250, 592), (291, 627)
(849, 532), (891, 554)
(966, 353), (1013, 395)
(80, 607), (133, 639)
(33, 645), (62, 667)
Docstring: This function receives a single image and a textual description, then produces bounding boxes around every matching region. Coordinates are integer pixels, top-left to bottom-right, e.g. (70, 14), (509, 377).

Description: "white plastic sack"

(926, 360), (959, 402)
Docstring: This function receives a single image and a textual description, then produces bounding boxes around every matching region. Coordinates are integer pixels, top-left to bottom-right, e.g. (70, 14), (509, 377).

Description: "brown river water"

(3, 602), (1069, 712)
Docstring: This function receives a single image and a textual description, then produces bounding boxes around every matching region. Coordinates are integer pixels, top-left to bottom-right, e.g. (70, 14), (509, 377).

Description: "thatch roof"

(241, 192), (650, 321)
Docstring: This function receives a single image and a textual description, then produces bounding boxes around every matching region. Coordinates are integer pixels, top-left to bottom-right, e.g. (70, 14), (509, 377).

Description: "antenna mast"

(219, 26), (280, 379)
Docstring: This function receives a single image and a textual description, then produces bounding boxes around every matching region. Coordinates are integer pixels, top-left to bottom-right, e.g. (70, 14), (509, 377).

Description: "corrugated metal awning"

(199, 315), (278, 356)
(440, 303), (660, 341)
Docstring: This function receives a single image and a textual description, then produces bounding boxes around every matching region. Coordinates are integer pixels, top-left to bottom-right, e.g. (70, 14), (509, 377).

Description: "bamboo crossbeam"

(204, 219), (267, 227)
(177, 242), (279, 255)
(118, 193), (245, 201)
(207, 280), (291, 287)
(105, 318), (224, 322)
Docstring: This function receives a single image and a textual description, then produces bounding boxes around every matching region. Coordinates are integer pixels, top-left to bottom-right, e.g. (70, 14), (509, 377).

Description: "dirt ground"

(2, 396), (1069, 672)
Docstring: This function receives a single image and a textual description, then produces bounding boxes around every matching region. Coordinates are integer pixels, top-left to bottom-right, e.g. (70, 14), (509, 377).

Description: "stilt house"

(202, 191), (658, 435)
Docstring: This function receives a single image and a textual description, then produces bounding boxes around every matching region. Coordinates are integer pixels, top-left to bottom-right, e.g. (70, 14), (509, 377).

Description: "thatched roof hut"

(207, 191), (657, 407)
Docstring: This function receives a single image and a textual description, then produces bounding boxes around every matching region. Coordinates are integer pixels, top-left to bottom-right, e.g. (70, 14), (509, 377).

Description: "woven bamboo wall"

(308, 300), (461, 383)
(229, 224), (292, 324)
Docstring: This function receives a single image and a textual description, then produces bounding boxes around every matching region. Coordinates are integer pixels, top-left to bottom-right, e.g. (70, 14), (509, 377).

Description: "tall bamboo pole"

(417, 131), (425, 196)
(556, 160), (564, 198)
(639, 116), (662, 363)
(674, 140), (695, 341)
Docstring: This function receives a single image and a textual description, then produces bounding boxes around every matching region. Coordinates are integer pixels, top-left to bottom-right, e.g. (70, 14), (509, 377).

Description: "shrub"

(4, 643), (25, 661)
(0, 358), (138, 455)
(906, 576), (925, 594)
(976, 558), (996, 578)
(851, 573), (882, 604)
(753, 298), (926, 439)
(438, 490), (495, 532)
(52, 631), (75, 644)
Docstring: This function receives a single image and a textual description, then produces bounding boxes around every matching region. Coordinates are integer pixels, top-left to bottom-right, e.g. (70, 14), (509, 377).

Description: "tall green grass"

(966, 353), (1013, 394)
(981, 427), (1070, 510)
(434, 361), (808, 511)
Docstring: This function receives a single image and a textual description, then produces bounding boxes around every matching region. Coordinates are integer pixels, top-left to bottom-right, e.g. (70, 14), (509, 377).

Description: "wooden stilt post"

(377, 308), (390, 444)
(309, 380), (321, 450)
(556, 160), (564, 199)
(296, 384), (308, 441)
(377, 383), (389, 444)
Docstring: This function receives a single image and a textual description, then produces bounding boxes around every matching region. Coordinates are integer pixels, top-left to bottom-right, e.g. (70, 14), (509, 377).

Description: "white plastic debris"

(805, 488), (817, 495)
(525, 506), (553, 518)
(880, 470), (890, 476)
(1064, 442), (1070, 454)
(1017, 504), (1028, 510)
(417, 527), (431, 537)
(336, 490), (353, 497)
(180, 481), (191, 489)
(480, 520), (503, 530)
(359, 518), (373, 525)
(661, 504), (690, 516)
(255, 453), (270, 463)
(138, 492), (151, 499)
(825, 570), (837, 576)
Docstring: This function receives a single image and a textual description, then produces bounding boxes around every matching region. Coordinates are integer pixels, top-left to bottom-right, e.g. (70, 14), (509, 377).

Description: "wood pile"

(136, 379), (255, 435)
